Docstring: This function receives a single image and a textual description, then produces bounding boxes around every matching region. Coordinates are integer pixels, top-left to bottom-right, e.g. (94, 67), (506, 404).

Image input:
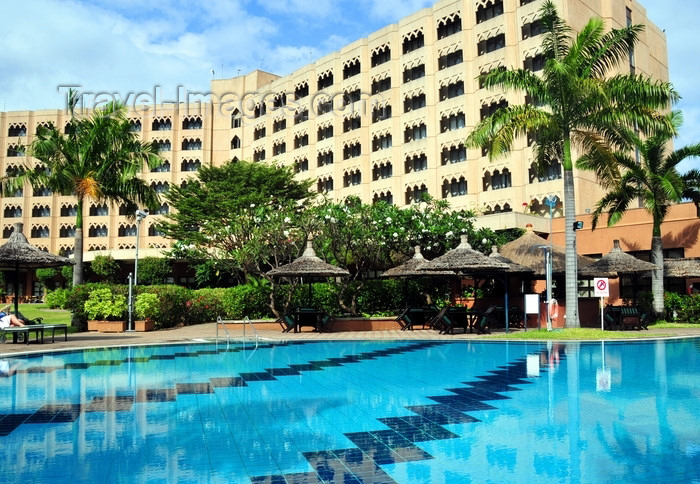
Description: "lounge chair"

(620, 306), (643, 331)
(277, 315), (296, 333)
(474, 305), (497, 334)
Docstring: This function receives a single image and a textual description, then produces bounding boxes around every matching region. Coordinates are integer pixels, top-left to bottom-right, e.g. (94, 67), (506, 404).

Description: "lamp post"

(134, 210), (148, 285)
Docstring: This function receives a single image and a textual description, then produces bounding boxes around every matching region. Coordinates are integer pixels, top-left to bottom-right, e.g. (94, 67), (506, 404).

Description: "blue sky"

(0, 0), (697, 172)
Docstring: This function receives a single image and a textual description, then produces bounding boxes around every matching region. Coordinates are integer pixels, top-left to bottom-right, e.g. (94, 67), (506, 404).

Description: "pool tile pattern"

(0, 340), (565, 483)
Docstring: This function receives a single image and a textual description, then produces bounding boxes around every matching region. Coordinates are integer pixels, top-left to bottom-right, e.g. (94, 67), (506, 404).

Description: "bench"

(1, 325), (45, 344)
(41, 324), (69, 342)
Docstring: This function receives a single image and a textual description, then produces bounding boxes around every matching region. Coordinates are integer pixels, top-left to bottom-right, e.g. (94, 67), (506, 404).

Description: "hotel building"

(1, 0), (685, 297)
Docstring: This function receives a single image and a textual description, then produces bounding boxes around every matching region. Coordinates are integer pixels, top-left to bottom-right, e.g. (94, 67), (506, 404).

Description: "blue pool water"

(1, 338), (699, 483)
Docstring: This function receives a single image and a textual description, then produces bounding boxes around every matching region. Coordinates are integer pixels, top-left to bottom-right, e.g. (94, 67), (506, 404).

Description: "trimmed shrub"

(45, 288), (70, 309)
(134, 292), (160, 322)
(84, 288), (127, 321)
(139, 285), (191, 329)
(221, 285), (272, 319)
(65, 283), (115, 330)
(187, 288), (227, 324)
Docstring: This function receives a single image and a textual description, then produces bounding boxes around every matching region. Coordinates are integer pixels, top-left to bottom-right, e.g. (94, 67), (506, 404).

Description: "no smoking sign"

(594, 277), (609, 297)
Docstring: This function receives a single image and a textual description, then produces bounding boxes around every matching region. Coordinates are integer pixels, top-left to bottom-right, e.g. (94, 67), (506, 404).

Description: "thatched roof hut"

(499, 225), (597, 277)
(660, 258), (700, 278)
(382, 246), (453, 277)
(579, 240), (658, 277)
(489, 246), (535, 274)
(266, 241), (349, 278)
(420, 235), (509, 274)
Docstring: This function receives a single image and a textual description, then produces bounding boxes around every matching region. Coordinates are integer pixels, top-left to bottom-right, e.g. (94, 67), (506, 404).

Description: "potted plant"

(84, 288), (128, 332)
(134, 292), (159, 331)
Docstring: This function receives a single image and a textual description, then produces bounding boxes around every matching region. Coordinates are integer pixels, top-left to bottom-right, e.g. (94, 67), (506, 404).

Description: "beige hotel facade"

(0, 0), (671, 296)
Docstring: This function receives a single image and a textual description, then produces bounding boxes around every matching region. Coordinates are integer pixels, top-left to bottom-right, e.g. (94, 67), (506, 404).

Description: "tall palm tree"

(581, 111), (700, 319)
(11, 98), (162, 287)
(466, 1), (676, 327)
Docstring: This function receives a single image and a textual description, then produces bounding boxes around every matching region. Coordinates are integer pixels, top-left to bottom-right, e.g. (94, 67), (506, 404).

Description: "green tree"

(35, 268), (58, 298)
(466, 1), (676, 327)
(137, 256), (171, 285)
(90, 254), (120, 283)
(10, 97), (162, 287)
(581, 111), (700, 318)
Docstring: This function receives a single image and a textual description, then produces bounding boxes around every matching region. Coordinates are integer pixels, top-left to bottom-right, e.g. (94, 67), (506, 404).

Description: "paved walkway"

(3, 322), (700, 356)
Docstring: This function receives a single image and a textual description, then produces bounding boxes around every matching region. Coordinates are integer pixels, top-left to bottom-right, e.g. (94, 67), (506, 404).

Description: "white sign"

(594, 277), (609, 297)
(525, 294), (540, 314)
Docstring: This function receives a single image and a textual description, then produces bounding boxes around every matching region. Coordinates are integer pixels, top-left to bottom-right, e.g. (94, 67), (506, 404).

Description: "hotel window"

(437, 14), (462, 39)
(442, 177), (467, 198)
(89, 204), (108, 216)
(403, 65), (425, 83)
(273, 118), (287, 133)
(441, 144), (467, 165)
(3, 226), (13, 238)
(344, 115), (361, 132)
(8, 124), (27, 137)
(372, 133), (392, 152)
(148, 225), (164, 237)
(343, 169), (362, 187)
(318, 151), (334, 167)
(524, 54), (546, 72)
(182, 116), (202, 130)
(343, 89), (361, 106)
(155, 203), (170, 215)
(372, 162), (393, 180)
(480, 99), (508, 120)
(254, 103), (267, 118)
(343, 142), (361, 160)
(343, 59), (361, 79)
(294, 109), (309, 125)
(318, 124), (334, 141)
(318, 98), (333, 115)
(317, 72), (334, 90)
(317, 177), (334, 192)
(151, 181), (170, 194)
(372, 77), (392, 94)
(295, 158), (309, 173)
(531, 159), (563, 182)
(231, 110), (242, 128)
(440, 112), (466, 132)
(152, 118), (172, 131)
(627, 7), (636, 73)
(181, 159), (201, 172)
(33, 186), (52, 197)
(371, 46), (391, 67)
(476, 0), (503, 23)
(61, 204), (78, 217)
(254, 126), (266, 140)
(4, 165), (20, 177)
(438, 50), (463, 70)
(402, 31), (424, 54)
(273, 142), (286, 156)
(405, 184), (428, 205)
(3, 205), (22, 218)
(372, 105), (392, 123)
(31, 225), (50, 238)
(479, 66), (506, 88)
(273, 93), (287, 109)
(404, 93), (426, 112)
(152, 160), (171, 172)
(439, 81), (464, 101)
(6, 144), (24, 157)
(522, 19), (545, 40)
(405, 153), (428, 173)
(373, 191), (394, 205)
(294, 134), (309, 149)
(129, 119), (142, 132)
(154, 139), (171, 152)
(32, 205), (51, 217)
(231, 136), (241, 149)
(404, 123), (427, 143)
(488, 169), (512, 190)
(118, 224), (137, 237)
(90, 224), (109, 237)
(295, 83), (309, 100)
(477, 33), (506, 56)
(181, 138), (202, 150)
(59, 225), (76, 238)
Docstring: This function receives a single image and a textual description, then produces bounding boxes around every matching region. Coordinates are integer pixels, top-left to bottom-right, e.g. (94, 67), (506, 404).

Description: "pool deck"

(2, 323), (700, 356)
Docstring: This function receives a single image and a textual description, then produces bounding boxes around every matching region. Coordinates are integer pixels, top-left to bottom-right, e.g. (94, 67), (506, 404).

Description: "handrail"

(216, 316), (231, 344)
(216, 315), (260, 348)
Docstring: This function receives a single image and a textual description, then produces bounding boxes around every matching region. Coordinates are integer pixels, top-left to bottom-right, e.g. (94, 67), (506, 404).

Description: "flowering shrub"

(186, 288), (226, 324)
(140, 285), (191, 328)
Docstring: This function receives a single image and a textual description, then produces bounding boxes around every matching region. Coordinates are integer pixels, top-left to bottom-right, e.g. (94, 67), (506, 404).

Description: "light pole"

(134, 210), (148, 285)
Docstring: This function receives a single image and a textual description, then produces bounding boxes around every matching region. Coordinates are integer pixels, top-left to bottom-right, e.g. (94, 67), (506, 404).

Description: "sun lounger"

(1, 325), (45, 344)
(277, 315), (296, 333)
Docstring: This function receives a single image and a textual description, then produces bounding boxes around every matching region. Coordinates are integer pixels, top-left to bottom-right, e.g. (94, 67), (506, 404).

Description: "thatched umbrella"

(266, 240), (349, 304)
(500, 224), (597, 276)
(489, 246), (535, 274)
(662, 258), (700, 278)
(0, 222), (74, 315)
(580, 239), (658, 305)
(580, 240), (658, 277)
(381, 246), (453, 307)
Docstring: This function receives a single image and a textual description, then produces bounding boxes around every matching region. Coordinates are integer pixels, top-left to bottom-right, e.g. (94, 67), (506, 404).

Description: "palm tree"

(466, 1), (676, 327)
(11, 98), (162, 287)
(581, 111), (700, 319)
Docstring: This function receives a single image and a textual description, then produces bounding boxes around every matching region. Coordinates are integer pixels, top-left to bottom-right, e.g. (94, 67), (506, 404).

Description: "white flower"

(283, 230), (290, 237)
(325, 214), (331, 219)
(330, 217), (336, 223)
(284, 217), (291, 223)
(393, 232), (398, 238)
(250, 203), (256, 208)
(446, 231), (454, 238)
(386, 217), (392, 223)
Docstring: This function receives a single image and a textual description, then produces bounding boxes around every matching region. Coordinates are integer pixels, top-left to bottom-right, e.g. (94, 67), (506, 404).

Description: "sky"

(1, 0), (697, 173)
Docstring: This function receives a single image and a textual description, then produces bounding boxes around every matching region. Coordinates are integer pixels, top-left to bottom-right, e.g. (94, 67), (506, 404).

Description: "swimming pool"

(1, 338), (699, 483)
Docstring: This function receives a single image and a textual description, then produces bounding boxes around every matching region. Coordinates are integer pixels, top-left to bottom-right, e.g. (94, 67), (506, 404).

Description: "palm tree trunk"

(650, 235), (664, 319)
(564, 169), (579, 327)
(72, 199), (84, 287)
